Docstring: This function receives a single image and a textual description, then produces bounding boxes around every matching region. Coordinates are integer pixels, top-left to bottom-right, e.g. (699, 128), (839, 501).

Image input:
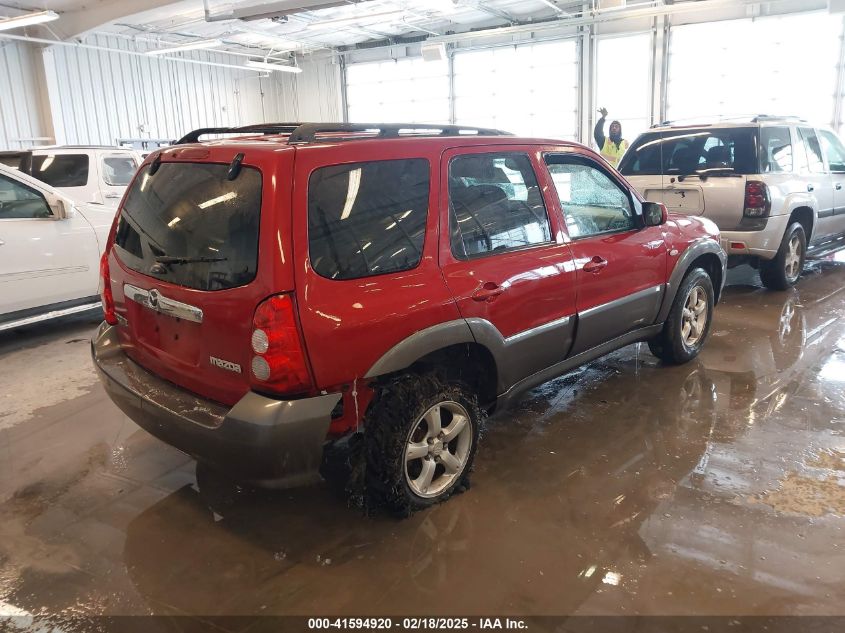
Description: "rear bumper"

(720, 214), (791, 260)
(91, 322), (341, 488)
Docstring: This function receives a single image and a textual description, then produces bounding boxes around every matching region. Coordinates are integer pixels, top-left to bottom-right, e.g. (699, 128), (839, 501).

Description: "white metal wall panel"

(42, 36), (341, 145)
(0, 42), (50, 148)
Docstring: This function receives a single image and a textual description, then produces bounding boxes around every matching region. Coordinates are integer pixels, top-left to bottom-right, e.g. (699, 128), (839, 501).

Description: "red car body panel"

(104, 134), (723, 426)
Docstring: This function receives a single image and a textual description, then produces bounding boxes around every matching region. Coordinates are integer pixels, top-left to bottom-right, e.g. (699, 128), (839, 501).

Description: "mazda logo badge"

(148, 289), (160, 309)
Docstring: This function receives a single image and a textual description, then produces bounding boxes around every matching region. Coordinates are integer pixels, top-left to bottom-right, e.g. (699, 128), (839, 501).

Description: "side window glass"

(798, 127), (825, 173)
(819, 130), (845, 173)
(544, 155), (635, 239)
(0, 174), (52, 219)
(103, 157), (138, 186)
(760, 126), (793, 173)
(308, 158), (429, 280)
(448, 153), (551, 259)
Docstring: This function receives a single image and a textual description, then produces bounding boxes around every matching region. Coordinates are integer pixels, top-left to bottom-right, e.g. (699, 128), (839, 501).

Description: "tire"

(649, 267), (715, 365)
(760, 222), (806, 290)
(363, 373), (482, 516)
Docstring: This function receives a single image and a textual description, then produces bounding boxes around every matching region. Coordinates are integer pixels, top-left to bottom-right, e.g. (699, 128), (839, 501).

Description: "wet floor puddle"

(755, 449), (845, 517)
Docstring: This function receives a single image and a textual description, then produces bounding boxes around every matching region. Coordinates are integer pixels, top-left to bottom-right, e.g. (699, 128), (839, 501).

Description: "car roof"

(647, 115), (818, 132)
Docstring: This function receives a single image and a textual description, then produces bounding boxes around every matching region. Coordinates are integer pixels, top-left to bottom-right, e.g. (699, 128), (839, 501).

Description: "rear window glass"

(115, 162), (262, 291)
(308, 159), (429, 280)
(103, 156), (138, 186)
(31, 154), (89, 187)
(619, 127), (758, 176)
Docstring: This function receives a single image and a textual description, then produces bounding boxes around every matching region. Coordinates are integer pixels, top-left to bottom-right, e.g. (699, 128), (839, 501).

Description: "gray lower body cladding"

(91, 322), (341, 488)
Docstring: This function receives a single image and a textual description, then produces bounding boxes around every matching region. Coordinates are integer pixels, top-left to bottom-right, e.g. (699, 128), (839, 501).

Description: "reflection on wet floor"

(1, 261), (844, 624)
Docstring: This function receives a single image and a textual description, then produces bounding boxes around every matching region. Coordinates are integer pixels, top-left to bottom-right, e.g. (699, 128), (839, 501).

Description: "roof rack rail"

(285, 123), (511, 143)
(175, 122), (511, 145)
(751, 114), (807, 123)
(175, 123), (303, 144)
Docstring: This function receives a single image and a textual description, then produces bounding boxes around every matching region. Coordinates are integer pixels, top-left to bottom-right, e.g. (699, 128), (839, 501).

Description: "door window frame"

(542, 150), (643, 241)
(0, 173), (55, 221)
(439, 146), (564, 264)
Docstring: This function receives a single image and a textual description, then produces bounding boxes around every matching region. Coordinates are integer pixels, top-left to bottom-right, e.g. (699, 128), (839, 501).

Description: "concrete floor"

(1, 260), (844, 626)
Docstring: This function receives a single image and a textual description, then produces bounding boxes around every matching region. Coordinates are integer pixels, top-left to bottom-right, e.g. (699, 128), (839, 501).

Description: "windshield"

(619, 127), (758, 176)
(114, 162), (262, 291)
(30, 154), (90, 187)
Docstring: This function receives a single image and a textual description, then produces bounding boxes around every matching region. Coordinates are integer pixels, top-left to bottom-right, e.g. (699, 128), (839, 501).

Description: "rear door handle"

(583, 256), (608, 273)
(807, 184), (815, 192)
(836, 183), (842, 191)
(471, 282), (505, 302)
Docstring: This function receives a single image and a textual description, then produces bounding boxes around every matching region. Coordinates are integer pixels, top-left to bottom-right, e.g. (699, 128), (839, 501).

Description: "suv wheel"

(364, 374), (481, 515)
(648, 267), (715, 365)
(760, 222), (806, 290)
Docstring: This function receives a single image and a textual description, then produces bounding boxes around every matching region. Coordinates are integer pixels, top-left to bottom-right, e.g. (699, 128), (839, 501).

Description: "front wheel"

(760, 222), (806, 290)
(364, 373), (482, 516)
(649, 267), (715, 365)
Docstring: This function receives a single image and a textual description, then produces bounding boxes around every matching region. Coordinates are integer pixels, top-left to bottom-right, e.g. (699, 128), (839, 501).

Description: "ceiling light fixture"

(146, 38), (222, 56)
(303, 9), (405, 29)
(245, 59), (302, 73)
(0, 10), (59, 32)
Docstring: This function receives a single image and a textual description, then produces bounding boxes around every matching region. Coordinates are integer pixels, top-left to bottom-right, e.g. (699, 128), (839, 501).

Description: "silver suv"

(619, 116), (845, 289)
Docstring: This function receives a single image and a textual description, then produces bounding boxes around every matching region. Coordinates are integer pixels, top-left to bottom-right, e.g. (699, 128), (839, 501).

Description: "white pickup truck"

(0, 146), (141, 208)
(0, 163), (114, 331)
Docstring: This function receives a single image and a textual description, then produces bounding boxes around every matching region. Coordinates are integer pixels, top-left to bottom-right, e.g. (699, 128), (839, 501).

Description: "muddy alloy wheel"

(363, 373), (482, 515)
(404, 401), (474, 499)
(680, 285), (709, 349)
(648, 267), (714, 365)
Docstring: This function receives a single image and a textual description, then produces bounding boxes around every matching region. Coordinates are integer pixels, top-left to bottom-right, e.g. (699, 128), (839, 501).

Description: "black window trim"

(0, 172), (55, 221)
(447, 151), (556, 262)
(307, 157), (432, 282)
(542, 151), (643, 242)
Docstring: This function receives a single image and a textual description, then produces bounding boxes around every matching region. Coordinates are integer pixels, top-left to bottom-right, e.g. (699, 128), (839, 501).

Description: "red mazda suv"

(92, 123), (726, 513)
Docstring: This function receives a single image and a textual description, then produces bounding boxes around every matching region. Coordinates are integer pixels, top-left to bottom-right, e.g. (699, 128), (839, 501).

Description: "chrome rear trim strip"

(124, 284), (203, 324)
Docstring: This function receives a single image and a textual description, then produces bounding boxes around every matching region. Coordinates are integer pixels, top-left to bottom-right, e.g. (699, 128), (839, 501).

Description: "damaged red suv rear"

(93, 122), (726, 513)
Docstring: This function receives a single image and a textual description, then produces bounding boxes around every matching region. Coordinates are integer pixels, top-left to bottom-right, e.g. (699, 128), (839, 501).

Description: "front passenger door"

(544, 153), (666, 356)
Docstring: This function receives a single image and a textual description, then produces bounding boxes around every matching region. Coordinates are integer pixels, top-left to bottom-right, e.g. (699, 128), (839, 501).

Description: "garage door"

(453, 40), (578, 139)
(667, 13), (842, 126)
(345, 57), (450, 124)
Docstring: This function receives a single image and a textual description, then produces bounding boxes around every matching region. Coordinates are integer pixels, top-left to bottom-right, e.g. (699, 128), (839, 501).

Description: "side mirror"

(643, 201), (668, 227)
(49, 197), (76, 219)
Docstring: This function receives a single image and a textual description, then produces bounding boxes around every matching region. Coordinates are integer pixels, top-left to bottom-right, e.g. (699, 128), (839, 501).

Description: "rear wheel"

(760, 222), (806, 290)
(649, 267), (714, 365)
(364, 373), (482, 516)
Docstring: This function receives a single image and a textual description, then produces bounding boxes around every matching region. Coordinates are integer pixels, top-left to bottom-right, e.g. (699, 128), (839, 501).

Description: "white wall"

(40, 35), (342, 145)
(0, 41), (52, 148)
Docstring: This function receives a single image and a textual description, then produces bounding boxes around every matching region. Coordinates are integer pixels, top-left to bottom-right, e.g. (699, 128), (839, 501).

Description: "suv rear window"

(619, 127), (758, 176)
(308, 159), (429, 280)
(114, 162), (262, 291)
(30, 154), (90, 187)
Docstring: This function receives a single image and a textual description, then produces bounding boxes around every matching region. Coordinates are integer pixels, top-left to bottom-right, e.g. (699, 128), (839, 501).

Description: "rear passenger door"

(439, 147), (577, 389)
(543, 152), (666, 356)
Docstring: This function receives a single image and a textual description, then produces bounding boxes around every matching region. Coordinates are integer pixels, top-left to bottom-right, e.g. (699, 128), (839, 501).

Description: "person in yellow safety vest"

(594, 107), (628, 169)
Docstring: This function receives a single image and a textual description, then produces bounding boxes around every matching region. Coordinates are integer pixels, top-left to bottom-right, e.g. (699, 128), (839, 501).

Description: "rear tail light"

(743, 181), (771, 218)
(250, 294), (313, 395)
(100, 251), (118, 325)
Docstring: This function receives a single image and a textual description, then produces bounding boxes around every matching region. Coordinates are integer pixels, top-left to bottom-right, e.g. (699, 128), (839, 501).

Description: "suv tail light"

(250, 294), (313, 395)
(743, 181), (771, 218)
(100, 251), (118, 325)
